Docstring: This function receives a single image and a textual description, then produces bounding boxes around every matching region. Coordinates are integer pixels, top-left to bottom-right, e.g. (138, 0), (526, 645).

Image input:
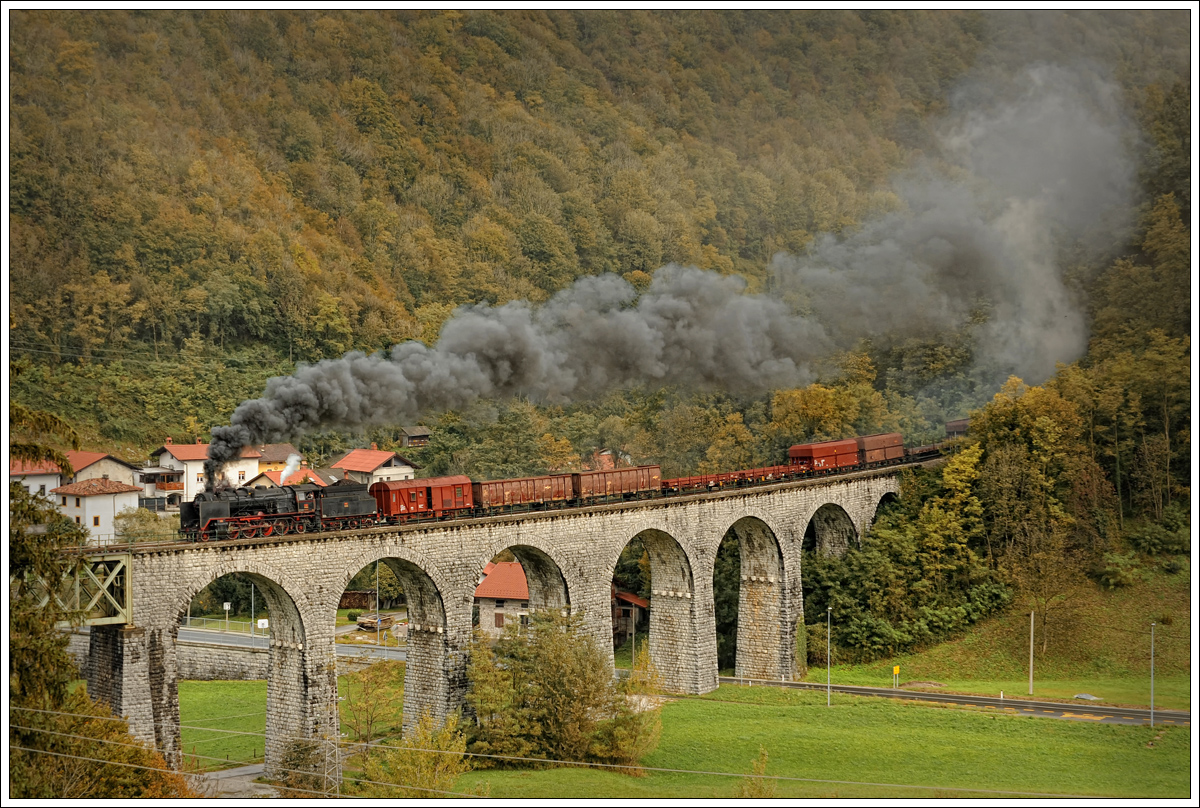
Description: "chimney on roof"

(371, 442), (378, 451)
(102, 474), (109, 480)
(165, 437), (173, 445)
(196, 437), (203, 444)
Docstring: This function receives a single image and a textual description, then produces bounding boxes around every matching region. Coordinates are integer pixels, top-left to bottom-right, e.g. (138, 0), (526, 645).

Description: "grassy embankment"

(801, 563), (1191, 710)
(178, 676), (1188, 798)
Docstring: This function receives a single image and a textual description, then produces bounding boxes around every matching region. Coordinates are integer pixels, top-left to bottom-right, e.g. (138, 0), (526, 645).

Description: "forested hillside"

(9, 10), (1189, 491)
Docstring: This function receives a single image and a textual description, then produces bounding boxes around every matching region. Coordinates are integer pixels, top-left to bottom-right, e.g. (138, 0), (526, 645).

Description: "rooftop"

(52, 478), (143, 496)
(257, 443), (301, 463)
(152, 441), (261, 462)
(474, 561), (529, 601)
(331, 448), (415, 473)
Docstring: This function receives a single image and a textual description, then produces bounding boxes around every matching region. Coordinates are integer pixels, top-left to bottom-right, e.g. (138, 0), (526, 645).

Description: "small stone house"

(474, 562), (530, 636)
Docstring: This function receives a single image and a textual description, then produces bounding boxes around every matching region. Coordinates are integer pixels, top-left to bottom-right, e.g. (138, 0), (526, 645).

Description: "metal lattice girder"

(27, 553), (133, 628)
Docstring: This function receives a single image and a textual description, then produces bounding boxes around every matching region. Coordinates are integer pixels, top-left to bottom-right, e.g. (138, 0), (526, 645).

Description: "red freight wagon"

(576, 466), (662, 500)
(665, 464), (794, 493)
(473, 474), (575, 510)
(855, 433), (905, 466)
(372, 475), (473, 520)
(788, 439), (859, 472)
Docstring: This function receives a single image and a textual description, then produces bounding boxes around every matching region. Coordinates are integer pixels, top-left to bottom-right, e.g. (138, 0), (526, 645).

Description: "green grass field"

(456, 685), (1190, 799)
(177, 678), (1189, 797)
(803, 563), (1191, 710)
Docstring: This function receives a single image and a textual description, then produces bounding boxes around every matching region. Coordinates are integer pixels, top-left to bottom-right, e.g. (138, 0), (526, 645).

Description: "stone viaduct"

(85, 468), (900, 772)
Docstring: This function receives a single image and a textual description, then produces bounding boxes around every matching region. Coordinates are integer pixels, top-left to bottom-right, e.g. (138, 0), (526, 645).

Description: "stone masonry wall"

(109, 469), (898, 771)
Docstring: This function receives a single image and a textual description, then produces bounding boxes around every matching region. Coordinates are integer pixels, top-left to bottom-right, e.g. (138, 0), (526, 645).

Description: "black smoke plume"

(206, 64), (1138, 486)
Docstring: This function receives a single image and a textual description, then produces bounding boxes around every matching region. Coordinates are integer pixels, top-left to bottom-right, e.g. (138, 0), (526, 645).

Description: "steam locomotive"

(180, 432), (945, 541)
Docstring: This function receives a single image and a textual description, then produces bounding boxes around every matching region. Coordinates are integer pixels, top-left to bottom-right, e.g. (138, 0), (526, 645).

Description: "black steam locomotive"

(180, 480), (377, 541)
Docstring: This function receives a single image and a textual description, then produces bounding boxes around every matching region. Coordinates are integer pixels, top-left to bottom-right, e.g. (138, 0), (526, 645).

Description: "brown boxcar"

(855, 433), (905, 465)
(576, 466), (662, 500)
(372, 475), (473, 520)
(788, 439), (860, 472)
(473, 474), (575, 510)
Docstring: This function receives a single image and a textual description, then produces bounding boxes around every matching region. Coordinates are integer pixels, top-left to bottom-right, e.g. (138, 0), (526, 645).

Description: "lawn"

(801, 562), (1191, 711)
(178, 678), (1189, 797)
(457, 684), (1191, 799)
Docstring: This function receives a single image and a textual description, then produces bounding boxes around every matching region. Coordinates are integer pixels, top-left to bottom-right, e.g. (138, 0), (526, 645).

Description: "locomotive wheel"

(294, 520), (306, 534)
(276, 520), (291, 536)
(228, 525), (241, 540)
(244, 525), (261, 539)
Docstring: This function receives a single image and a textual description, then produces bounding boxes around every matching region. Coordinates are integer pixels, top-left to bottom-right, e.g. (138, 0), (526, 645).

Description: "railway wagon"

(788, 439), (860, 472)
(473, 474), (575, 510)
(856, 433), (905, 466)
(664, 463), (794, 494)
(372, 475), (473, 520)
(576, 466), (662, 500)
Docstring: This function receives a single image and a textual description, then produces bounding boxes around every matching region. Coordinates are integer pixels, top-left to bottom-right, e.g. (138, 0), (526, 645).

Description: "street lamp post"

(827, 606), (832, 707)
(1150, 622), (1155, 728)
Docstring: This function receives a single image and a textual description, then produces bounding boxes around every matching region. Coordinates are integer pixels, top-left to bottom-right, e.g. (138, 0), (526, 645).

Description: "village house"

(11, 450), (141, 498)
(245, 463), (339, 488)
(611, 585), (649, 648)
(330, 444), (417, 485)
(52, 477), (143, 546)
(150, 438), (260, 501)
(474, 562), (530, 636)
(255, 443), (303, 474)
(399, 426), (431, 448)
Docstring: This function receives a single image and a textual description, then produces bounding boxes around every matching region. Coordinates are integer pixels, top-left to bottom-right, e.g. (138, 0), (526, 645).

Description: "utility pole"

(251, 583), (255, 638)
(827, 607), (832, 707)
(376, 560), (381, 651)
(1028, 611), (1034, 696)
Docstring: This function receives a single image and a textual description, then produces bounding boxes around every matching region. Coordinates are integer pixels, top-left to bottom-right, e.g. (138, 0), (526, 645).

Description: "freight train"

(180, 432), (944, 541)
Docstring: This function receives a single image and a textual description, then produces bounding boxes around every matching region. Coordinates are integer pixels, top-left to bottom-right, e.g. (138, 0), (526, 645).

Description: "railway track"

(716, 676), (1190, 725)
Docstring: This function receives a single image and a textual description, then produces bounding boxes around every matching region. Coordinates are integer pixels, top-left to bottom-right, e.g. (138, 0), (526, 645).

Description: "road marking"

(1059, 713), (1110, 721)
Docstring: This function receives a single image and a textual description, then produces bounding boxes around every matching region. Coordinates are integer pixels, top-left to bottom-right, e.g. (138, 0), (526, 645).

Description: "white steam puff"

(206, 64), (1137, 482)
(280, 453), (302, 485)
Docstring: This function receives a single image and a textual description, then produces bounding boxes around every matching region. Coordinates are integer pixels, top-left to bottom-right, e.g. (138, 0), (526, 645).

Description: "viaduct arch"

(85, 469), (900, 772)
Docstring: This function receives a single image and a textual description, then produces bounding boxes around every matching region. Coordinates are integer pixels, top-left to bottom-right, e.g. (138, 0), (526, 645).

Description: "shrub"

(1097, 551), (1141, 589)
(466, 610), (661, 770)
(346, 610), (362, 622)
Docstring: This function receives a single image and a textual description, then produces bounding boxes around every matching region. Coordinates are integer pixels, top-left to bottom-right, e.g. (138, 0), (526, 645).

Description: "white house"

(52, 477), (143, 546)
(330, 444), (417, 485)
(150, 438), (261, 501)
(10, 457), (63, 499)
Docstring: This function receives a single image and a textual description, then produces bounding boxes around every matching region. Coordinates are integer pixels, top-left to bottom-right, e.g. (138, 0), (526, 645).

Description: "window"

(93, 516), (100, 527)
(495, 600), (505, 609)
(75, 516), (81, 524)
(410, 492), (417, 502)
(455, 486), (462, 496)
(75, 498), (81, 508)
(62, 496), (68, 506)
(197, 474), (204, 483)
(495, 613), (505, 628)
(238, 470), (245, 482)
(38, 485), (45, 496)
(520, 614), (529, 628)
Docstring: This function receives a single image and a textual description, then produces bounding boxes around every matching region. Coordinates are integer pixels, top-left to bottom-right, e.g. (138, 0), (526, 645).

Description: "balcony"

(156, 481), (184, 491)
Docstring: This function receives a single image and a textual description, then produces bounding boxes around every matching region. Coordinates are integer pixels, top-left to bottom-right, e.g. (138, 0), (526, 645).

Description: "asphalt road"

(176, 626), (408, 661)
(717, 676), (1190, 726)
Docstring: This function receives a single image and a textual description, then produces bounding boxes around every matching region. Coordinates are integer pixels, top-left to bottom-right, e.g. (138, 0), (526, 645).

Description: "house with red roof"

(612, 586), (649, 649)
(150, 437), (261, 501)
(474, 561), (530, 636)
(255, 443), (303, 474)
(330, 443), (417, 485)
(52, 477), (143, 545)
(11, 450), (140, 499)
(245, 463), (335, 489)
